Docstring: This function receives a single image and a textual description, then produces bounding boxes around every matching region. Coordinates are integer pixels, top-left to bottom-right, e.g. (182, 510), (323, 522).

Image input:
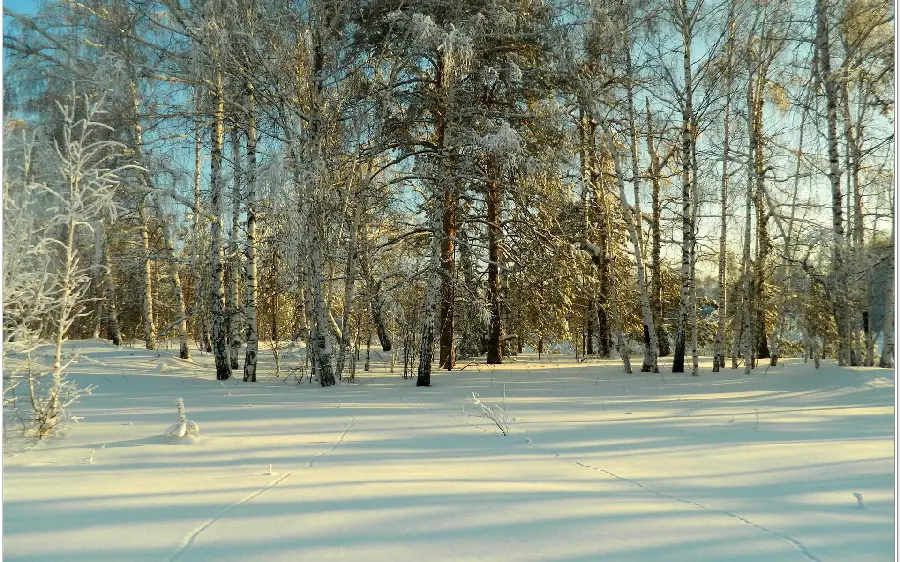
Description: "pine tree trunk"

(586, 300), (595, 355)
(438, 186), (456, 371)
(486, 180), (502, 365)
(243, 85), (259, 382)
(210, 71), (232, 381)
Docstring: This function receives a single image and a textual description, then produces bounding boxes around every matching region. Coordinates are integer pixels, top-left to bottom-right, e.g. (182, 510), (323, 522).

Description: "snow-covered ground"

(3, 340), (895, 561)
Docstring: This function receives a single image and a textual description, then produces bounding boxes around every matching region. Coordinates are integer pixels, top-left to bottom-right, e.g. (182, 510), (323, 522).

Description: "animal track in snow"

(168, 415), (355, 562)
(524, 433), (821, 562)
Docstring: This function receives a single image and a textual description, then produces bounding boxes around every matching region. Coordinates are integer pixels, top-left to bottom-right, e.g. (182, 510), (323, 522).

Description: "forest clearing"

(2, 340), (894, 561)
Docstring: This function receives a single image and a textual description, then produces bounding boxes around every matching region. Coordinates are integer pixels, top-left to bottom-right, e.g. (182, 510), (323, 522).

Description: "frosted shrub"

(2, 92), (129, 440)
(165, 398), (200, 439)
(465, 386), (510, 436)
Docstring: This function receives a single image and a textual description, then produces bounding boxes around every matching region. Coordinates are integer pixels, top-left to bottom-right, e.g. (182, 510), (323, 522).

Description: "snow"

(3, 340), (895, 561)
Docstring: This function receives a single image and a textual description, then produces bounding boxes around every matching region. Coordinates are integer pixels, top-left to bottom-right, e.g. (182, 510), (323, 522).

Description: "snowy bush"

(464, 387), (510, 436)
(165, 398), (200, 439)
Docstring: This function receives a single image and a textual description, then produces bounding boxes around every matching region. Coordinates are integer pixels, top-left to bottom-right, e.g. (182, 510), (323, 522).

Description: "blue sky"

(3, 0), (37, 15)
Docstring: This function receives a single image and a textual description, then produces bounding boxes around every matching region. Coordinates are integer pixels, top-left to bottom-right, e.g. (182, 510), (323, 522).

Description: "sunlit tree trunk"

(486, 178), (502, 365)
(192, 108), (211, 353)
(672, 0), (695, 373)
(156, 199), (190, 359)
(227, 125), (242, 369)
(210, 69), (232, 380)
(714, 15), (735, 372)
(243, 84), (259, 382)
(609, 136), (658, 373)
(815, 0), (849, 366)
(645, 101), (669, 357)
(138, 196), (156, 351)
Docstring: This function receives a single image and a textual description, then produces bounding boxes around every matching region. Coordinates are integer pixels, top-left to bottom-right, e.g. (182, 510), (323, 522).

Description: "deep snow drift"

(3, 340), (895, 561)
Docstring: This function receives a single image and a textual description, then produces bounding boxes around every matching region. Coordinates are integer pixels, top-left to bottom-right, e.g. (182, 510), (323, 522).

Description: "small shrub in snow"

(465, 386), (510, 436)
(165, 398), (200, 439)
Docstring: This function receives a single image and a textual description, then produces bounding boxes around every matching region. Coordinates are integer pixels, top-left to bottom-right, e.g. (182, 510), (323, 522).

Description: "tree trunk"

(308, 230), (335, 386)
(103, 233), (121, 346)
(714, 16), (735, 372)
(815, 0), (849, 365)
(486, 180), (502, 365)
(879, 189), (895, 368)
(586, 300), (594, 356)
(91, 222), (104, 339)
(156, 200), (190, 360)
(138, 196), (156, 351)
(243, 85), (259, 382)
(193, 108), (211, 353)
(417, 180), (445, 387)
(752, 67), (770, 362)
(210, 70), (232, 381)
(438, 184), (456, 371)
(436, 54), (456, 373)
(673, 0), (694, 374)
(129, 75), (157, 352)
(622, 41), (658, 373)
(227, 125), (242, 370)
(740, 72), (756, 375)
(608, 137), (658, 373)
(336, 198), (362, 377)
(645, 101), (670, 357)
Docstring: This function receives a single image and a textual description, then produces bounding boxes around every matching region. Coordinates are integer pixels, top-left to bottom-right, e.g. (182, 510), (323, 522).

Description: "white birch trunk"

(91, 221), (104, 339)
(243, 86), (259, 382)
(210, 70), (231, 380)
(138, 196), (156, 351)
(815, 0), (849, 365)
(673, 0), (694, 373)
(308, 227), (336, 386)
(156, 200), (190, 359)
(622, 51), (659, 373)
(335, 199), (362, 378)
(192, 105), (211, 353)
(129, 76), (156, 352)
(608, 137), (658, 373)
(228, 126), (242, 370)
(714, 15), (735, 373)
(417, 182), (445, 387)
